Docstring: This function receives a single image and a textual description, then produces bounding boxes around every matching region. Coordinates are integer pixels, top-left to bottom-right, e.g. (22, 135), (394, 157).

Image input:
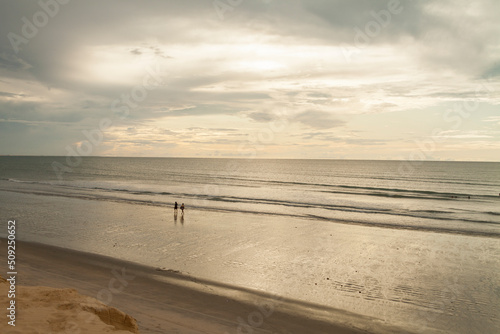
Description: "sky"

(0, 0), (499, 161)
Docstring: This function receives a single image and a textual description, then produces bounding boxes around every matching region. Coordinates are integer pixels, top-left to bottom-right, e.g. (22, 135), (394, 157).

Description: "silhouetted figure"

(174, 201), (178, 213)
(180, 203), (185, 215)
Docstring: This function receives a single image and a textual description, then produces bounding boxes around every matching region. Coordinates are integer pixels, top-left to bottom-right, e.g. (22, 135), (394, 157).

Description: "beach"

(0, 238), (406, 334)
(0, 191), (498, 333)
(0, 273), (140, 334)
(0, 157), (499, 333)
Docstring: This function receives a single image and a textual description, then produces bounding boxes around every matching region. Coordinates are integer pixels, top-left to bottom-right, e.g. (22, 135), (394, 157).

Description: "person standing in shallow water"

(180, 203), (185, 215)
(174, 202), (178, 213)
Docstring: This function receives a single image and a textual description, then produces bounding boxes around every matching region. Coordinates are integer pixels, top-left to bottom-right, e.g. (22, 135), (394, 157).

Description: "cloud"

(298, 130), (387, 146)
(130, 48), (142, 56)
(0, 0), (498, 159)
(293, 111), (346, 129)
(0, 91), (27, 98)
(129, 46), (172, 59)
(483, 116), (500, 123)
(246, 112), (276, 122)
(483, 62), (500, 78)
(0, 51), (32, 71)
(435, 129), (498, 140)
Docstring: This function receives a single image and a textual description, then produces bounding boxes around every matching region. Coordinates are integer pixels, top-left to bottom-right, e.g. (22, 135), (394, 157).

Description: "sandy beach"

(0, 238), (409, 334)
(0, 274), (140, 334)
(1, 182), (499, 333)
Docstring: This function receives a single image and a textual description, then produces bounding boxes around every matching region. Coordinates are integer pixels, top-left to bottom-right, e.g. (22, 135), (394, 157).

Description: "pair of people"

(174, 202), (184, 214)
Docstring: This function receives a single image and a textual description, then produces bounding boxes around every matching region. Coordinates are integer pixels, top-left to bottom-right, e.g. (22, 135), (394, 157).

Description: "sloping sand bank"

(0, 275), (139, 333)
(0, 239), (409, 333)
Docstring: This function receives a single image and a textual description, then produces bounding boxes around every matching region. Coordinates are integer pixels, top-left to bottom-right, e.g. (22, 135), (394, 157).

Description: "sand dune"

(0, 275), (139, 334)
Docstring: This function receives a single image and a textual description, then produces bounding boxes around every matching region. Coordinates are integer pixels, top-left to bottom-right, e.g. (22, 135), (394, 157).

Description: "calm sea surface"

(1, 157), (499, 237)
(1, 157), (499, 333)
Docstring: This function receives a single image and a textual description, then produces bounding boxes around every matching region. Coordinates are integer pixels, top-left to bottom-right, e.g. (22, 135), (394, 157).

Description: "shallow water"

(1, 157), (499, 237)
(1, 189), (498, 333)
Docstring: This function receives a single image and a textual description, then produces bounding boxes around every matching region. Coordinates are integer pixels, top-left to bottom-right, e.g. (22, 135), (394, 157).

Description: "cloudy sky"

(0, 0), (499, 160)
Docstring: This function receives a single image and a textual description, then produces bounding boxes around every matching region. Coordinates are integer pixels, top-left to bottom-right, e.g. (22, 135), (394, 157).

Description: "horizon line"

(0, 155), (499, 163)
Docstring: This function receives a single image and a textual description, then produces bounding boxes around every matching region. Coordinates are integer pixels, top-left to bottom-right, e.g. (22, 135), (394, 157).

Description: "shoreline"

(2, 187), (498, 333)
(1, 182), (498, 239)
(0, 238), (408, 334)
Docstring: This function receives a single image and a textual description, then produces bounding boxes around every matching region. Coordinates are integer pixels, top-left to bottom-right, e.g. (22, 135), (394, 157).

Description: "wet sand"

(0, 238), (406, 334)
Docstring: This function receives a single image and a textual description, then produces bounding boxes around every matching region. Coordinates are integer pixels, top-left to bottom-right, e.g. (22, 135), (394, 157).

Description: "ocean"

(1, 156), (499, 333)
